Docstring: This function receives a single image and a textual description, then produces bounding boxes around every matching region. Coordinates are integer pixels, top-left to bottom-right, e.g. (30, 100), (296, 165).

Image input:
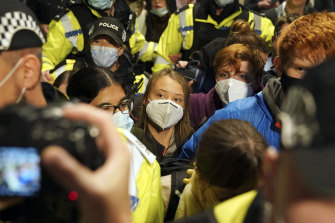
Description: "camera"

(0, 102), (104, 197)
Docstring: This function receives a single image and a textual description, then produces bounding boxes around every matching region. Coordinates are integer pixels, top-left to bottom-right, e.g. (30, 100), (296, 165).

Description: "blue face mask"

(87, 0), (112, 10)
(150, 7), (169, 17)
(91, 45), (119, 68)
(112, 111), (134, 131)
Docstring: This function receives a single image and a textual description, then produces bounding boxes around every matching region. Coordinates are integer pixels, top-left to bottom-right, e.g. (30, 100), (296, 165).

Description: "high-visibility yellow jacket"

(152, 4), (274, 73)
(42, 5), (155, 75)
(51, 58), (149, 95)
(118, 129), (164, 223)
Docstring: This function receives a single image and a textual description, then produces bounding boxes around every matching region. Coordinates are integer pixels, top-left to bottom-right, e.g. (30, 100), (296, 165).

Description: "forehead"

(90, 84), (126, 106)
(92, 35), (117, 45)
(217, 61), (253, 72)
(285, 54), (315, 69)
(150, 75), (184, 95)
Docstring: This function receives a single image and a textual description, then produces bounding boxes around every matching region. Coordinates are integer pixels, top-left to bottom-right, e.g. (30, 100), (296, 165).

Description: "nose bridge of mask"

(227, 78), (252, 100)
(147, 99), (183, 129)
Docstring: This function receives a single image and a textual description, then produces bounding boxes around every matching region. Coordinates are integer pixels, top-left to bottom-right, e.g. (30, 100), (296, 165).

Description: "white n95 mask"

(146, 99), (184, 131)
(214, 0), (234, 8)
(215, 78), (253, 105)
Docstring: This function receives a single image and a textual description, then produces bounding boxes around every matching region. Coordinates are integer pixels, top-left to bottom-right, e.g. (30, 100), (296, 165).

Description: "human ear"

(262, 147), (279, 204)
(21, 55), (41, 90)
(273, 56), (282, 77)
(118, 47), (124, 57)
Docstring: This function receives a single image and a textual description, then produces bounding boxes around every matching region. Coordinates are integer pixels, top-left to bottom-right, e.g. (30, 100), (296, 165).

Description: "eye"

(219, 73), (229, 78)
(296, 67), (305, 72)
(173, 96), (184, 103)
(157, 93), (164, 98)
(239, 74), (247, 80)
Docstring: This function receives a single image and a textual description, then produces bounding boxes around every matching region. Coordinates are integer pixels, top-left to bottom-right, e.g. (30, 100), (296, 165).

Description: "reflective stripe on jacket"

(42, 6), (152, 76)
(152, 4), (274, 73)
(119, 129), (164, 223)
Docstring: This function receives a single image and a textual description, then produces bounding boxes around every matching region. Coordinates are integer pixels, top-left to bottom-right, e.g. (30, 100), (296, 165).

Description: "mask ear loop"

(16, 87), (26, 104)
(0, 58), (24, 88)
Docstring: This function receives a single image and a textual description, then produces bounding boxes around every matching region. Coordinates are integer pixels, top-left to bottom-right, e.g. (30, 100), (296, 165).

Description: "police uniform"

(42, 0), (154, 75)
(118, 129), (164, 223)
(152, 2), (274, 73)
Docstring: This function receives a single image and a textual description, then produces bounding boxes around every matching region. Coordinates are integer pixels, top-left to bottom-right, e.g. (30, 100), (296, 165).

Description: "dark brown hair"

(196, 119), (267, 196)
(136, 69), (193, 147)
(225, 20), (268, 54)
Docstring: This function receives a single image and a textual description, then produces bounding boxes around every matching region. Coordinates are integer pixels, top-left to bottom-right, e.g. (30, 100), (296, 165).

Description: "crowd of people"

(1, 0), (335, 222)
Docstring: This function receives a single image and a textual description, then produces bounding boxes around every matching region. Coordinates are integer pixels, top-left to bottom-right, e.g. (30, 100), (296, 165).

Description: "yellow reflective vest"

(50, 59), (148, 95)
(152, 4), (274, 73)
(42, 5), (154, 75)
(118, 129), (164, 223)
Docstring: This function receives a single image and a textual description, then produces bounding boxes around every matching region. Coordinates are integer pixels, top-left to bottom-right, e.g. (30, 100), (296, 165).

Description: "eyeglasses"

(96, 99), (133, 114)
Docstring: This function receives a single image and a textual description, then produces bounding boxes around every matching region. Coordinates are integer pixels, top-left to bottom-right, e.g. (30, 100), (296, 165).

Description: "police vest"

(178, 4), (262, 60)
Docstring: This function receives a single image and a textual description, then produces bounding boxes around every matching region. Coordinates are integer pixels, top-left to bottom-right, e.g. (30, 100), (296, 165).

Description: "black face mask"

(280, 71), (304, 95)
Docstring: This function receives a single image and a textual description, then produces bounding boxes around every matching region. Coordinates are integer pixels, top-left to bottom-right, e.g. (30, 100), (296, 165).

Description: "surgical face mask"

(150, 7), (169, 17)
(112, 111), (134, 131)
(87, 0), (113, 10)
(146, 99), (184, 131)
(215, 78), (253, 105)
(0, 58), (26, 104)
(91, 45), (119, 68)
(214, 0), (234, 8)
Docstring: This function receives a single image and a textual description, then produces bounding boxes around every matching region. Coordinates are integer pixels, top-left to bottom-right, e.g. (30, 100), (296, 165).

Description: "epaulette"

(240, 4), (263, 17)
(175, 5), (190, 15)
(68, 0), (83, 6)
(53, 8), (70, 21)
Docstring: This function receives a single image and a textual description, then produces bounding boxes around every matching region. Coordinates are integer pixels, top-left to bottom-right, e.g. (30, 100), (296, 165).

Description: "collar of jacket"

(262, 77), (283, 122)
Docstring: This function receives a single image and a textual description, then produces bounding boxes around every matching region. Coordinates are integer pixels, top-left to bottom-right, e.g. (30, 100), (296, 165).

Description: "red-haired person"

(189, 44), (264, 130)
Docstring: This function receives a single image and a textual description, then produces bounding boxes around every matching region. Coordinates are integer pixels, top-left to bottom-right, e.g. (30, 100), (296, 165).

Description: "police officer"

(152, 0), (274, 73)
(41, 0), (153, 82)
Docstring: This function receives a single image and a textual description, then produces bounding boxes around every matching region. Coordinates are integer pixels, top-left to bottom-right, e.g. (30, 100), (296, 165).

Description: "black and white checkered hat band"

(0, 11), (45, 51)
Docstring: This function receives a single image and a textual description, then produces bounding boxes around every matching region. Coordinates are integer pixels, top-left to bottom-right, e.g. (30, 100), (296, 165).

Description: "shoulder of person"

(174, 4), (193, 15)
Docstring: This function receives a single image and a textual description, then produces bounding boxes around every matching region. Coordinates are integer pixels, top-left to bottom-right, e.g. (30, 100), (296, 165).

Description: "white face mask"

(87, 0), (113, 10)
(150, 7), (169, 17)
(0, 58), (26, 104)
(146, 99), (184, 131)
(112, 110), (134, 131)
(215, 78), (253, 105)
(91, 45), (119, 68)
(214, 0), (234, 7)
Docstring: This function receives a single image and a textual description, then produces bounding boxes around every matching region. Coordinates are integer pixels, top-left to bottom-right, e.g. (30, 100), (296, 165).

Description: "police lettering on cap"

(99, 22), (119, 31)
(88, 17), (126, 46)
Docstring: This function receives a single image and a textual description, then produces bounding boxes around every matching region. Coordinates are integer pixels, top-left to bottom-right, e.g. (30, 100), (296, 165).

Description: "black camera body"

(0, 103), (104, 194)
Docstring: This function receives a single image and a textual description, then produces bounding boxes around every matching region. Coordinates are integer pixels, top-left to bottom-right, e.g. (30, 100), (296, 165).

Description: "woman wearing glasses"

(66, 65), (165, 223)
(66, 66), (134, 131)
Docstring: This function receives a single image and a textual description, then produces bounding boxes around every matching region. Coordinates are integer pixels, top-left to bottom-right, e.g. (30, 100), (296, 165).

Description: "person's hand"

(176, 60), (189, 68)
(183, 169), (196, 184)
(258, 0), (279, 9)
(169, 53), (182, 65)
(41, 104), (131, 223)
(40, 70), (53, 83)
(40, 24), (49, 36)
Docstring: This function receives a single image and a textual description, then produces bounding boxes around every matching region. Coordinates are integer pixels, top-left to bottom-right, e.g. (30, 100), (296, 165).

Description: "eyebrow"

(156, 89), (184, 97)
(97, 102), (112, 107)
